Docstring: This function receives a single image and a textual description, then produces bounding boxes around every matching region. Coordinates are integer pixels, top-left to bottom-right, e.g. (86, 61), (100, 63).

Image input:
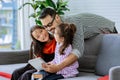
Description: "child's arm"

(42, 44), (77, 73)
(41, 54), (78, 73)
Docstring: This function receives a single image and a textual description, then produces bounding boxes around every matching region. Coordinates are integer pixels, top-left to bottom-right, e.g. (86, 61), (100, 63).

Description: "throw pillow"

(95, 34), (120, 76)
(98, 75), (109, 80)
(0, 71), (11, 79)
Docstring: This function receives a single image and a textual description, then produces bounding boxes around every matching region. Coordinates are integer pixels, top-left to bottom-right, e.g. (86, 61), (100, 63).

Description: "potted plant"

(19, 0), (69, 25)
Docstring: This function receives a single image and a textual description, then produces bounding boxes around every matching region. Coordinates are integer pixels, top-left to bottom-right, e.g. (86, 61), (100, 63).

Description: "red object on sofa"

(0, 72), (11, 79)
(98, 75), (109, 80)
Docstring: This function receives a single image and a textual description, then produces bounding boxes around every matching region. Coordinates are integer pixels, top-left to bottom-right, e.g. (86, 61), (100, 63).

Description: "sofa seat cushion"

(0, 63), (27, 74)
(59, 72), (100, 80)
(95, 34), (120, 76)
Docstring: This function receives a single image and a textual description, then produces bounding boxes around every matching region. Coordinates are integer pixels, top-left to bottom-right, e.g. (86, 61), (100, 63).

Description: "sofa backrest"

(78, 34), (104, 72)
(95, 34), (120, 76)
(78, 34), (119, 75)
(0, 50), (29, 65)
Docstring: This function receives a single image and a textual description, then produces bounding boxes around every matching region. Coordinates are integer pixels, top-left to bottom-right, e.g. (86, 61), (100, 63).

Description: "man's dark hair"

(39, 7), (56, 19)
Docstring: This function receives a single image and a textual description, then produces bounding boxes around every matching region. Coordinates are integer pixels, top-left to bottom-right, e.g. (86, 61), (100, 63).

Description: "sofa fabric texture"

(0, 34), (119, 80)
(95, 34), (120, 76)
(78, 34), (103, 72)
(0, 50), (29, 65)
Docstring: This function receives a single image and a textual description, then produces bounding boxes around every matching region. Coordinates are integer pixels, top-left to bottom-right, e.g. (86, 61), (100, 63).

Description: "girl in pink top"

(52, 23), (79, 78)
(35, 23), (79, 80)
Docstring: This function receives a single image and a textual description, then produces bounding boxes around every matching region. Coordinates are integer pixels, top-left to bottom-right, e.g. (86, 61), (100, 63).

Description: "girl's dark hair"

(29, 25), (53, 61)
(39, 7), (56, 19)
(57, 23), (76, 54)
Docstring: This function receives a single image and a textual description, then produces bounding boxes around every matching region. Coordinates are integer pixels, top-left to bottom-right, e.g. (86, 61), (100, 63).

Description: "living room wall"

(65, 0), (120, 32)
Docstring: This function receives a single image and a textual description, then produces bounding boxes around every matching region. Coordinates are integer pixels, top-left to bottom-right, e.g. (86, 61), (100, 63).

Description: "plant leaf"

(56, 0), (69, 15)
(19, 0), (70, 25)
(36, 11), (41, 17)
(40, 1), (48, 9)
(46, 0), (56, 9)
(28, 13), (36, 18)
(35, 19), (42, 26)
(32, 3), (39, 10)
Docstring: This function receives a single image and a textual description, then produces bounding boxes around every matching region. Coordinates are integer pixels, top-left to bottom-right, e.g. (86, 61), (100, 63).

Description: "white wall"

(65, 0), (120, 32)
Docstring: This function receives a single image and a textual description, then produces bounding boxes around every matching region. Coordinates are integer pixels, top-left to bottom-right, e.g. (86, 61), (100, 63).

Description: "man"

(38, 7), (84, 73)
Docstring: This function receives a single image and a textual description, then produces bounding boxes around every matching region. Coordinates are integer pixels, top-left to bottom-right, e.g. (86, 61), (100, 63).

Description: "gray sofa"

(0, 13), (119, 80)
(0, 34), (120, 80)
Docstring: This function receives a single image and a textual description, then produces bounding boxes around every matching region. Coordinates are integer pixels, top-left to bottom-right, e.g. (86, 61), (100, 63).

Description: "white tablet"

(28, 57), (45, 70)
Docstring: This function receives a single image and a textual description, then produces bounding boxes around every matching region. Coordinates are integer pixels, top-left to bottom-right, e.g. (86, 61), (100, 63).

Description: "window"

(0, 0), (35, 51)
(0, 0), (19, 50)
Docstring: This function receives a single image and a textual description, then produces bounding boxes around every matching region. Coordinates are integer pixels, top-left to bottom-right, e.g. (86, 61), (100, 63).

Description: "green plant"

(19, 0), (69, 25)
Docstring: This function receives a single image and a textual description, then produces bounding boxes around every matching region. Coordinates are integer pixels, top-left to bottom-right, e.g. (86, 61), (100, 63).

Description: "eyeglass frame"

(42, 14), (56, 28)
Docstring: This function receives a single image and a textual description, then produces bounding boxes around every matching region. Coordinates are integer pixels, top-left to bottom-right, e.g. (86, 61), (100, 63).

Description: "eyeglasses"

(43, 14), (56, 28)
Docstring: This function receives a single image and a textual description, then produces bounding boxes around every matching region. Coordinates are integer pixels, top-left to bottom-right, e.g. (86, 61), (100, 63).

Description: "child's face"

(32, 28), (49, 42)
(54, 27), (64, 43)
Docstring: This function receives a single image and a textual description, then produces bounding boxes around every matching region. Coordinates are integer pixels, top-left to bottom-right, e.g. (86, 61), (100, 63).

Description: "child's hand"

(42, 63), (59, 73)
(42, 63), (47, 68)
(42, 62), (51, 68)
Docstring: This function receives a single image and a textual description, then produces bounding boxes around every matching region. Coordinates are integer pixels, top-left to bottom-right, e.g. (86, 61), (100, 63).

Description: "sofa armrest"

(0, 50), (29, 65)
(109, 66), (120, 80)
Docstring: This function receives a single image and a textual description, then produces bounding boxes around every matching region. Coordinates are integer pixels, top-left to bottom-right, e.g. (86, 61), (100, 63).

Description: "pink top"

(51, 43), (79, 78)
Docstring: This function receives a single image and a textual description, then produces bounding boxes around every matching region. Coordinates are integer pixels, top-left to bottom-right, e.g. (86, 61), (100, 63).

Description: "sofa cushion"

(78, 34), (103, 72)
(0, 72), (11, 79)
(95, 34), (120, 76)
(97, 75), (109, 80)
(59, 72), (100, 80)
(0, 50), (29, 65)
(0, 63), (27, 74)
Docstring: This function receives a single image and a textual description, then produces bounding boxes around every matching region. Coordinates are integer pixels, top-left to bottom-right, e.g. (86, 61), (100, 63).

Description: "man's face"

(40, 15), (58, 34)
